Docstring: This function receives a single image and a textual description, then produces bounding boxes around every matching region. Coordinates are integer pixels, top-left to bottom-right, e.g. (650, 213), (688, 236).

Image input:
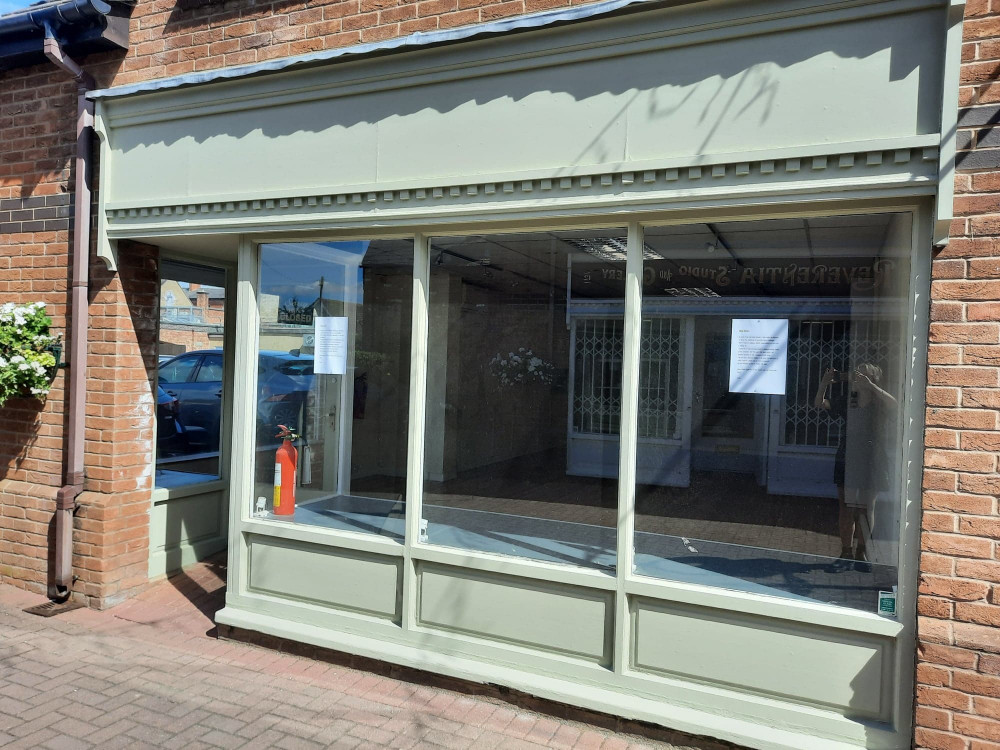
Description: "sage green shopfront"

(92, 0), (963, 747)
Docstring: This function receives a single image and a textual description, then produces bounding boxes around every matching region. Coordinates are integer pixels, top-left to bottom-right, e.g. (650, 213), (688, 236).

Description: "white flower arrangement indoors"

(0, 302), (58, 406)
(488, 348), (555, 387)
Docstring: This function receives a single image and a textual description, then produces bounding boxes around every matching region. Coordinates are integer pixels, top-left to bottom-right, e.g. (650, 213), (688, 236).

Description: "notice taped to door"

(315, 316), (348, 375)
(729, 319), (788, 395)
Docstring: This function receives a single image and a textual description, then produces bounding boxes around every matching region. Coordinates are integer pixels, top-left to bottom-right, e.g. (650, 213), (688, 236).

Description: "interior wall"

(449, 281), (569, 476)
(350, 270), (411, 483)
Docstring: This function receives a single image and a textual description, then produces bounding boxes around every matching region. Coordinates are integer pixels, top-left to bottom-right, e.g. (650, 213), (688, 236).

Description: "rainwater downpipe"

(43, 24), (95, 602)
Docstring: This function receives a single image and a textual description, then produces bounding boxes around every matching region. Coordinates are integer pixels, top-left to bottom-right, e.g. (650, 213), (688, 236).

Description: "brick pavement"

(0, 559), (718, 750)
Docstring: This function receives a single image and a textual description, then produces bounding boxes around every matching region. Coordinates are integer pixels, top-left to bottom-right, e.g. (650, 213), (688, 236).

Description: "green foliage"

(0, 302), (57, 407)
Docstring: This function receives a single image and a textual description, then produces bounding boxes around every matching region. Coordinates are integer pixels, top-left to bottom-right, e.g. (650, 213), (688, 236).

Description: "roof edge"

(0, 0), (134, 70)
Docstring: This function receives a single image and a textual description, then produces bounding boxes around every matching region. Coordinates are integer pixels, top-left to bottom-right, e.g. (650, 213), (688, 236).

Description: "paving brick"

(0, 566), (704, 750)
(16, 728), (59, 748)
(275, 734), (325, 750)
(237, 728), (286, 749)
(496, 737), (551, 750)
(201, 713), (247, 734)
(505, 713), (539, 739)
(548, 724), (582, 748)
(83, 718), (140, 747)
(41, 735), (92, 750)
(348, 723), (399, 745)
(200, 727), (245, 749)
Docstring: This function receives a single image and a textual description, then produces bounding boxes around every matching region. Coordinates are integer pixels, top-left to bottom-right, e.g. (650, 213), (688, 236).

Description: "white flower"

(10, 356), (25, 364)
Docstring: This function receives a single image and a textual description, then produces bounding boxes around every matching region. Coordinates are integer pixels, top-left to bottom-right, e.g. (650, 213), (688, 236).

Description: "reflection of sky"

(261, 242), (369, 308)
(0, 0), (30, 15)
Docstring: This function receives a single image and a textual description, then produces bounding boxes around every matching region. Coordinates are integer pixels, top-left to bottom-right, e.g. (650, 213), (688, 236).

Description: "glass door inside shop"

(690, 317), (766, 477)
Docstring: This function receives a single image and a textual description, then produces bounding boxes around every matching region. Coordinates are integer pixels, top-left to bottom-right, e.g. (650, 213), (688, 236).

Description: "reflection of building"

(159, 279), (226, 355)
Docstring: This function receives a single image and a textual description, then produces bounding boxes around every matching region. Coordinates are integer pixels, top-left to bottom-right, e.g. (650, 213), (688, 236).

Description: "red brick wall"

(0, 58), (160, 607)
(913, 2), (1000, 748)
(114, 0), (585, 87)
(0, 64), (79, 598)
(75, 242), (159, 606)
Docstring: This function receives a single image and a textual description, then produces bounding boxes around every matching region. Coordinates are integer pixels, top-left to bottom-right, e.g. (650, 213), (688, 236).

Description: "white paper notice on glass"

(314, 316), (348, 375)
(729, 319), (789, 395)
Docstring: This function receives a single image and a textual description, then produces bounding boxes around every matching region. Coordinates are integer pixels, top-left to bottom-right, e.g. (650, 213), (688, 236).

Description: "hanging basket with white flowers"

(0, 302), (58, 407)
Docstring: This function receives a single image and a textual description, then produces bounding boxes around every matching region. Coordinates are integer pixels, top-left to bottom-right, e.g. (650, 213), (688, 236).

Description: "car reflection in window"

(156, 348), (315, 456)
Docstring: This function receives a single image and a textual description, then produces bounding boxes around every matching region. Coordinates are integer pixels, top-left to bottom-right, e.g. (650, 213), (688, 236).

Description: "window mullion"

(613, 221), (642, 675)
(402, 232), (430, 632)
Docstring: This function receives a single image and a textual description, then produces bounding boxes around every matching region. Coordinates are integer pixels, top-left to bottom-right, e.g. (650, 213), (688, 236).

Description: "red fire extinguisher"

(273, 424), (298, 515)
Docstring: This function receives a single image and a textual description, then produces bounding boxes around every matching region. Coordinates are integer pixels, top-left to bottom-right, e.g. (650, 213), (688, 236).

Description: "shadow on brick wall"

(0, 399), (45, 482)
(87, 237), (161, 448)
(164, 0), (312, 33)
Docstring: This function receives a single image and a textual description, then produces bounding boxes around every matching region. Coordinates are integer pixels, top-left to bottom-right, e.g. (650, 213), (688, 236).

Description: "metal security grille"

(571, 317), (682, 439)
(638, 317), (682, 440)
(573, 318), (624, 435)
(782, 319), (896, 447)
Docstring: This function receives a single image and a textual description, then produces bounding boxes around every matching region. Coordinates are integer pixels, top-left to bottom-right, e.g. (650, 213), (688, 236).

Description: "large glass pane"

(422, 229), (627, 570)
(633, 214), (910, 613)
(155, 261), (227, 489)
(253, 240), (412, 540)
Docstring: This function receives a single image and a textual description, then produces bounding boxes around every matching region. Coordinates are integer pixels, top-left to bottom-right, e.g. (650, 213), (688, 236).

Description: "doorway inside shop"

(690, 316), (768, 478)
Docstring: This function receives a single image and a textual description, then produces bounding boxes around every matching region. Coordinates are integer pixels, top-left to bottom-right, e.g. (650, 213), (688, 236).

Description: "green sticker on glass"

(878, 591), (897, 617)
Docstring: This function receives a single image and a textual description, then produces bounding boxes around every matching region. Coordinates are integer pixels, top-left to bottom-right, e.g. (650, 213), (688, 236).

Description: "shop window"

(421, 229), (627, 570)
(632, 214), (911, 613)
(155, 260), (227, 489)
(253, 240), (413, 539)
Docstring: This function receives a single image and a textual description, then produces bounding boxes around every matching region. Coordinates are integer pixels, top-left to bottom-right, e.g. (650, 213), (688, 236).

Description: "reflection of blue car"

(157, 349), (314, 454)
(257, 352), (315, 439)
(156, 385), (188, 455)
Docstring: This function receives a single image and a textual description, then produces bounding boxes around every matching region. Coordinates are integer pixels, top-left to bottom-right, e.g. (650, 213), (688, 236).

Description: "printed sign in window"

(314, 316), (348, 375)
(729, 319), (788, 395)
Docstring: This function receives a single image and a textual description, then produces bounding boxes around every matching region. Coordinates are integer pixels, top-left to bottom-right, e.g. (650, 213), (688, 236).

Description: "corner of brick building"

(0, 53), (160, 609)
(76, 240), (160, 610)
(914, 2), (1000, 749)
